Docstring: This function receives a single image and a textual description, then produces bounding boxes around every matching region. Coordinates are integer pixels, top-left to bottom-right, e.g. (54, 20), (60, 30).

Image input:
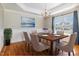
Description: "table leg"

(49, 41), (54, 55)
(49, 41), (59, 56)
(55, 40), (60, 55)
(39, 38), (41, 42)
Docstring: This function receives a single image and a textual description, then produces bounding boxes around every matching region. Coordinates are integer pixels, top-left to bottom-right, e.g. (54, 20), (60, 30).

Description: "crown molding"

(51, 4), (79, 16)
(17, 3), (41, 15)
(3, 8), (42, 16)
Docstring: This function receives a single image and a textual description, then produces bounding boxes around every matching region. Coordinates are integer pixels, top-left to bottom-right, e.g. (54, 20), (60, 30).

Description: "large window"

(54, 13), (73, 34)
(54, 16), (64, 34)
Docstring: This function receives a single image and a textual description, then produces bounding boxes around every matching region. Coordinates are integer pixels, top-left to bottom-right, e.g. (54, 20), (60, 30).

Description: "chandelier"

(41, 7), (51, 19)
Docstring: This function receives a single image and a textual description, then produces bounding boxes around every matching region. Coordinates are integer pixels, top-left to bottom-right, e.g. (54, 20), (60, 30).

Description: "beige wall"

(0, 4), (3, 28)
(46, 17), (52, 30)
(0, 4), (4, 52)
(4, 10), (20, 28)
(3, 9), (43, 29)
(43, 17), (52, 31)
(0, 5), (44, 52)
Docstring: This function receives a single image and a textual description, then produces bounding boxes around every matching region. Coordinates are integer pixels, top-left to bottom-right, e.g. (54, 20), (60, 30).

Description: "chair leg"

(61, 50), (63, 55)
(46, 49), (49, 55)
(27, 44), (31, 53)
(61, 50), (63, 54)
(31, 46), (34, 55)
(39, 38), (41, 42)
(27, 44), (29, 52)
(72, 50), (75, 56)
(68, 52), (70, 56)
(25, 42), (28, 52)
(62, 50), (63, 53)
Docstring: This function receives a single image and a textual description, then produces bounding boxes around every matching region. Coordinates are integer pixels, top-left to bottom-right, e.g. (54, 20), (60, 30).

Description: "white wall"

(3, 9), (44, 29)
(2, 9), (44, 44)
(0, 7), (44, 52)
(4, 10), (20, 28)
(43, 17), (52, 32)
(0, 4), (3, 29)
(0, 4), (4, 52)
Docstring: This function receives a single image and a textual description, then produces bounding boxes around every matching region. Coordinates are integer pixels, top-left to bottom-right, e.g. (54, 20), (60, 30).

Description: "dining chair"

(56, 32), (77, 56)
(38, 33), (50, 45)
(57, 31), (70, 43)
(31, 30), (37, 34)
(23, 32), (31, 52)
(30, 33), (50, 55)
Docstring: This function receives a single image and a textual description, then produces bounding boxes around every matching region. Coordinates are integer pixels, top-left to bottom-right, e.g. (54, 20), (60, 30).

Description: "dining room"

(0, 3), (79, 56)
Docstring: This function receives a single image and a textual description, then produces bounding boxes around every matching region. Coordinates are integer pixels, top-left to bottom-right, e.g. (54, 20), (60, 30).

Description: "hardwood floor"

(0, 41), (32, 56)
(73, 45), (79, 56)
(0, 41), (79, 56)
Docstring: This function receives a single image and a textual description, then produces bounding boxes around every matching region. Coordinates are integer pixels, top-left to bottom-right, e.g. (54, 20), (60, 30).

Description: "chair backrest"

(23, 32), (30, 43)
(30, 34), (40, 50)
(68, 32), (77, 49)
(31, 30), (37, 34)
(56, 31), (64, 35)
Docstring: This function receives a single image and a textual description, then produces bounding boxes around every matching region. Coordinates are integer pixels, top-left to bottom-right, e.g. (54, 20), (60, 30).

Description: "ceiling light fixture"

(41, 4), (51, 19)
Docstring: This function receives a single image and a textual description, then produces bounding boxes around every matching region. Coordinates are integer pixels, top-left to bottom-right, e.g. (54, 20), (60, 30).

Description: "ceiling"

(23, 3), (62, 11)
(1, 3), (79, 15)
(17, 3), (63, 15)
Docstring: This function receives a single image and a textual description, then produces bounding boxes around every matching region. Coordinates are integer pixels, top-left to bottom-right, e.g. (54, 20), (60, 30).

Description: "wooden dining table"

(38, 33), (68, 55)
